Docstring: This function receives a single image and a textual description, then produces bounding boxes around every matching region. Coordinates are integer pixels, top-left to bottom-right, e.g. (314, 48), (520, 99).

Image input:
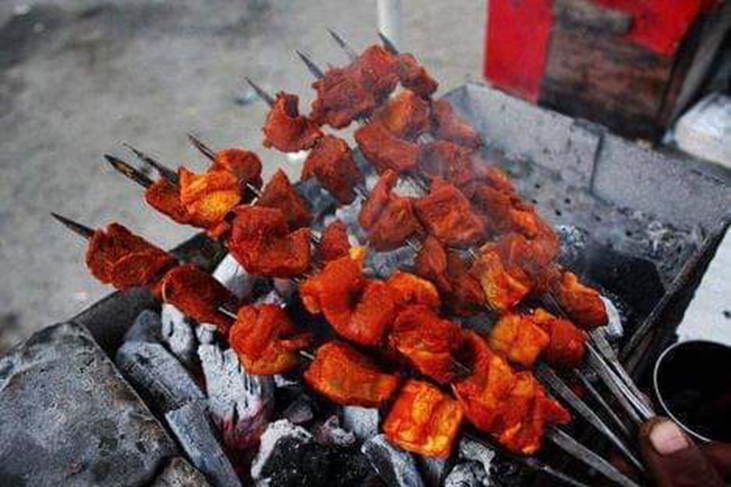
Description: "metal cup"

(653, 340), (731, 443)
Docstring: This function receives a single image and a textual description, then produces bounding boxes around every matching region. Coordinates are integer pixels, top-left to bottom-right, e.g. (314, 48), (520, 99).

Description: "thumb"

(639, 417), (724, 487)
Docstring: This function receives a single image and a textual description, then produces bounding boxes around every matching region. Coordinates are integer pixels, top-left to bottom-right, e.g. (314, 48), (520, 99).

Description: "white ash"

(195, 323), (218, 345)
(273, 374), (300, 389)
(444, 461), (490, 487)
(165, 401), (242, 487)
(601, 296), (624, 339)
(161, 304), (199, 369)
(342, 405), (379, 442)
(458, 437), (496, 481)
(334, 198), (368, 243)
(282, 395), (315, 425)
(115, 341), (205, 414)
(361, 434), (425, 487)
(417, 455), (450, 487)
(555, 225), (589, 266)
(251, 419), (313, 481)
(123, 309), (162, 344)
(392, 177), (423, 198)
(199, 344), (274, 451)
(212, 253), (255, 301)
(366, 246), (417, 278)
(315, 415), (356, 448)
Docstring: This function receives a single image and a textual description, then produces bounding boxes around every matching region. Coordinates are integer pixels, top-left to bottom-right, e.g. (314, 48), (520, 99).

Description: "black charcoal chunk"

(366, 246), (417, 278)
(458, 437), (496, 479)
(0, 322), (177, 486)
(362, 434), (425, 487)
(116, 341), (205, 414)
(123, 309), (162, 343)
(342, 405), (379, 441)
(213, 254), (255, 300)
(417, 455), (450, 487)
(316, 415), (356, 447)
(444, 462), (490, 487)
(161, 304), (199, 368)
(152, 457), (210, 487)
(198, 344), (274, 451)
(251, 420), (313, 481)
(165, 402), (241, 487)
(282, 395), (315, 425)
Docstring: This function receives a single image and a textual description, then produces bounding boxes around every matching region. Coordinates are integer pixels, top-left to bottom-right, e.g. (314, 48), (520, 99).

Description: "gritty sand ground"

(0, 0), (484, 352)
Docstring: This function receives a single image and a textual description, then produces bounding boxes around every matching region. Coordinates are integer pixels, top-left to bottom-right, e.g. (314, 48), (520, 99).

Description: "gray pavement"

(0, 0), (484, 352)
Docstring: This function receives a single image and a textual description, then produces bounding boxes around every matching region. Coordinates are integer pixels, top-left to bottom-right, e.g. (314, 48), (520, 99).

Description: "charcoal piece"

(0, 322), (177, 486)
(294, 178), (338, 230)
(152, 457), (210, 487)
(198, 344), (274, 451)
(123, 309), (163, 343)
(335, 197), (368, 243)
(316, 415), (356, 448)
(456, 312), (495, 334)
(213, 254), (255, 300)
(556, 224), (590, 269)
(366, 246), (417, 279)
(161, 304), (199, 368)
(444, 461), (490, 487)
(115, 341), (205, 414)
(417, 455), (450, 487)
(165, 402), (241, 487)
(326, 445), (374, 487)
(251, 420), (313, 481)
(342, 405), (379, 441)
(282, 395), (315, 425)
(361, 434), (425, 487)
(458, 437), (496, 478)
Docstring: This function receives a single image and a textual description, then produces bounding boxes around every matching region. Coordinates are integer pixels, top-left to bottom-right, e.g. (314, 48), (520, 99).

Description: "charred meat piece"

(547, 270), (608, 329)
(144, 178), (192, 225)
(355, 120), (420, 174)
(383, 379), (463, 458)
(488, 314), (550, 369)
(471, 183), (541, 239)
(178, 167), (241, 231)
(431, 99), (481, 149)
(160, 263), (238, 334)
(263, 92), (323, 152)
(256, 169), (313, 231)
(356, 45), (401, 100)
(310, 67), (378, 129)
(302, 135), (364, 205)
(229, 304), (312, 375)
(531, 308), (587, 368)
(304, 341), (400, 407)
(227, 206), (311, 278)
(209, 148), (263, 201)
(414, 235), (452, 293)
(86, 223), (176, 291)
(396, 53), (439, 98)
(317, 219), (351, 263)
(414, 180), (485, 248)
(389, 305), (464, 384)
(417, 140), (474, 191)
(300, 253), (396, 346)
(358, 170), (423, 251)
(375, 89), (431, 139)
(386, 271), (441, 311)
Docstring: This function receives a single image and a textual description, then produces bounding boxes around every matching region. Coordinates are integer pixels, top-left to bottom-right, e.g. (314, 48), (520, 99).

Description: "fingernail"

(650, 420), (689, 455)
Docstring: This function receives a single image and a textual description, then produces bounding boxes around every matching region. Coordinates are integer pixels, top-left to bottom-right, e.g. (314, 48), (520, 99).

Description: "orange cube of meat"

(302, 135), (364, 205)
(310, 67), (377, 129)
(414, 181), (484, 248)
(417, 140), (475, 191)
(532, 308), (587, 368)
(549, 271), (608, 329)
(386, 271), (441, 311)
(263, 92), (322, 152)
(209, 148), (263, 201)
(178, 167), (241, 228)
(431, 99), (481, 149)
(414, 235), (452, 294)
(383, 379), (463, 458)
(229, 304), (312, 375)
(489, 314), (550, 369)
(144, 178), (192, 225)
(397, 53), (438, 98)
(375, 89), (431, 139)
(317, 219), (351, 263)
(355, 119), (419, 174)
(304, 341), (399, 407)
(256, 169), (312, 231)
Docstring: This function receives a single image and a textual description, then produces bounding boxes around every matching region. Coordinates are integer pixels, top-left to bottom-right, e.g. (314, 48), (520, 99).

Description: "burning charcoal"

(444, 462), (489, 487)
(152, 457), (210, 487)
(115, 341), (205, 414)
(161, 304), (199, 368)
(366, 246), (416, 278)
(362, 434), (425, 487)
(213, 253), (255, 300)
(196, 323), (218, 345)
(251, 419), (313, 481)
(124, 309), (163, 343)
(316, 415), (356, 448)
(0, 322), (178, 486)
(342, 405), (379, 441)
(556, 225), (589, 268)
(282, 395), (315, 425)
(198, 344), (274, 451)
(165, 401), (242, 487)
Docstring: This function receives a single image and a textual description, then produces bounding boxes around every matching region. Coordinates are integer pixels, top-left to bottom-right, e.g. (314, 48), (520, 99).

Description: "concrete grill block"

(0, 321), (178, 486)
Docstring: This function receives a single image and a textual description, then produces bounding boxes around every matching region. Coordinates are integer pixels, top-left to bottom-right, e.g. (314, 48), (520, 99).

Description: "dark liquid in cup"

(656, 341), (731, 442)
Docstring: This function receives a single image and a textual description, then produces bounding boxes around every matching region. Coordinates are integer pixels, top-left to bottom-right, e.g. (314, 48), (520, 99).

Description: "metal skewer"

(51, 213), (95, 240)
(104, 155), (153, 188)
(245, 77), (275, 107)
(296, 50), (325, 79)
(573, 368), (632, 439)
(187, 133), (216, 161)
(327, 28), (358, 61)
(378, 31), (400, 55)
(122, 142), (179, 185)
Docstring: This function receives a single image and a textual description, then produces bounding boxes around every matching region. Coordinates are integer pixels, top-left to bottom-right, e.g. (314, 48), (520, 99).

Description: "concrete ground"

(0, 0), (484, 352)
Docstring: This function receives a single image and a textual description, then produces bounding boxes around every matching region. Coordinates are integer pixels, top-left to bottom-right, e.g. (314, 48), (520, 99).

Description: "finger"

(638, 417), (724, 487)
(700, 442), (731, 480)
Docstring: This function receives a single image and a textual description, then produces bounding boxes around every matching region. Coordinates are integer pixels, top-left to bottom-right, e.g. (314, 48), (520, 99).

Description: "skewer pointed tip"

(104, 154), (153, 188)
(295, 49), (325, 79)
(51, 212), (95, 240)
(378, 31), (400, 54)
(326, 27), (357, 60)
(121, 142), (179, 185)
(186, 133), (216, 161)
(244, 76), (275, 107)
